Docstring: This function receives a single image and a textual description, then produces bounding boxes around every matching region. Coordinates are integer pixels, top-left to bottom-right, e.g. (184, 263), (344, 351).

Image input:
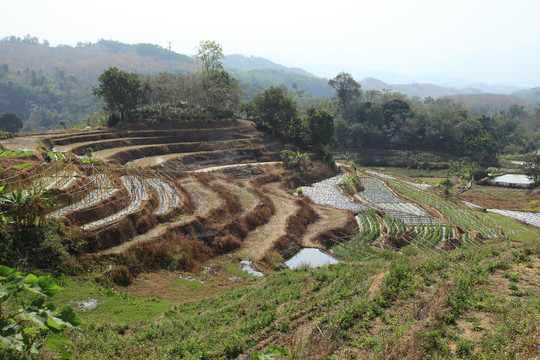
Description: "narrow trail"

(191, 161), (280, 173)
(93, 138), (250, 161)
(238, 184), (298, 261)
(97, 215), (196, 256)
(302, 205), (353, 248)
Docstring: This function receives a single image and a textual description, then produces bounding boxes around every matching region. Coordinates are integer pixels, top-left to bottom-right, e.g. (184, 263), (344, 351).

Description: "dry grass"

(274, 197), (318, 258)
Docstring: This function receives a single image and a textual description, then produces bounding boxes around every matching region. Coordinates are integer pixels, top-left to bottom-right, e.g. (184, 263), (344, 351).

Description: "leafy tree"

(334, 118), (349, 148)
(196, 40), (224, 73)
(328, 72), (360, 113)
(252, 87), (298, 137)
(522, 152), (540, 185)
(201, 70), (242, 112)
(0, 265), (81, 359)
(0, 112), (23, 132)
(92, 67), (142, 123)
(306, 107), (335, 149)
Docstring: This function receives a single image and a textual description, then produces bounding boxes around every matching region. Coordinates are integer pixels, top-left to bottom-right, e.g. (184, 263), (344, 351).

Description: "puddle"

(284, 248), (339, 269)
(240, 260), (264, 277)
(74, 298), (98, 311)
(489, 174), (532, 186)
(179, 275), (204, 284)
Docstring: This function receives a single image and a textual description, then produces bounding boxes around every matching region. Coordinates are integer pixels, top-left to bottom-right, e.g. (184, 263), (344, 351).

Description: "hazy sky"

(3, 0), (540, 87)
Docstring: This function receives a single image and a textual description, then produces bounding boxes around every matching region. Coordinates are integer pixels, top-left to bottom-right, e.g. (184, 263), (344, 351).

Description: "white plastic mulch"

(302, 175), (366, 212)
(147, 178), (180, 215)
(47, 174), (116, 219)
(358, 177), (438, 225)
(80, 175), (148, 230)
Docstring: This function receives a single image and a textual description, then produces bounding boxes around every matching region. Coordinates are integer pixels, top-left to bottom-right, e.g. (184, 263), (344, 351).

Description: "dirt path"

(237, 184), (299, 261)
(93, 139), (249, 161)
(97, 215), (196, 255)
(191, 162), (280, 173)
(302, 205), (353, 249)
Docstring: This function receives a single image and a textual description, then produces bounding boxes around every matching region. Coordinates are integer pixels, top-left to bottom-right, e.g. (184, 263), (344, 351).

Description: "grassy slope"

(53, 210), (539, 359)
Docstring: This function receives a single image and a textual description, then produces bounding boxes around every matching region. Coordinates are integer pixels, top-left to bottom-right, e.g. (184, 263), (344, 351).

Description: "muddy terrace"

(0, 118), (361, 279)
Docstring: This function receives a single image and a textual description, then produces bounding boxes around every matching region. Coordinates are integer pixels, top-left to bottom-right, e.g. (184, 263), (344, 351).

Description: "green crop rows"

(383, 214), (407, 236)
(357, 210), (380, 243)
(390, 181), (499, 238)
(332, 235), (377, 261)
(0, 150), (33, 158)
(412, 223), (453, 249)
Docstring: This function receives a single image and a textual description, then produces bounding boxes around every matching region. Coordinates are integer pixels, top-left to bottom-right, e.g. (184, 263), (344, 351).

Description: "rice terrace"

(0, 37), (539, 360)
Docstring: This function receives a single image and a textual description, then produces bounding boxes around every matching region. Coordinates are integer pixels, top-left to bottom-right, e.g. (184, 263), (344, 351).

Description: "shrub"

(280, 150), (311, 170)
(110, 265), (132, 286)
(342, 173), (357, 194)
(262, 250), (283, 270)
(315, 145), (335, 167)
(455, 339), (473, 358)
(381, 257), (416, 301)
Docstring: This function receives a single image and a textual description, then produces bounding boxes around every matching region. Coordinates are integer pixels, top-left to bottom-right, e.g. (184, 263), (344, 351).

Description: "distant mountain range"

(223, 54), (539, 109)
(1, 36), (539, 108)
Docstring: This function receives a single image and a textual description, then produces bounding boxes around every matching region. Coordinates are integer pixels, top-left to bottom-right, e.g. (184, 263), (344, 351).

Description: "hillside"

(0, 114), (538, 358)
(224, 54), (315, 77)
(442, 93), (533, 114)
(0, 36), (336, 128)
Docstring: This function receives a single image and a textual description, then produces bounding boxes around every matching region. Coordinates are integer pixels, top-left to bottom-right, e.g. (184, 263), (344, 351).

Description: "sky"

(3, 0), (540, 87)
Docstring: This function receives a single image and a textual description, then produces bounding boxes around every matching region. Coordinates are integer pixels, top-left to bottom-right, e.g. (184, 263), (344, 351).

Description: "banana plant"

(1, 186), (55, 230)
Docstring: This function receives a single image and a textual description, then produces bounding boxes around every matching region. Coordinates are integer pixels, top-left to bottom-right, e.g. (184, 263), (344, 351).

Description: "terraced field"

(301, 169), (508, 260)
(0, 116), (525, 280)
(1, 118), (360, 272)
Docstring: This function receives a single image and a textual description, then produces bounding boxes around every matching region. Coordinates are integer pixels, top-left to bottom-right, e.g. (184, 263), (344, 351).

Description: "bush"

(315, 145), (335, 167)
(262, 250), (283, 270)
(0, 223), (81, 273)
(455, 339), (473, 358)
(107, 113), (121, 127)
(381, 257), (416, 301)
(110, 265), (132, 286)
(280, 150), (311, 170)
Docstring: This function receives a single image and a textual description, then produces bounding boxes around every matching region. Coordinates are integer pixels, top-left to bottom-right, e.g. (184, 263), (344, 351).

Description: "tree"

(196, 40), (224, 73)
(252, 87), (298, 137)
(328, 72), (361, 113)
(0, 112), (23, 132)
(306, 107), (335, 149)
(92, 67), (141, 123)
(201, 70), (242, 112)
(522, 152), (540, 185)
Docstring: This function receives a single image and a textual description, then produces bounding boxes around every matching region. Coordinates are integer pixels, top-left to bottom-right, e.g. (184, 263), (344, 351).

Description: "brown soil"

(459, 188), (540, 212)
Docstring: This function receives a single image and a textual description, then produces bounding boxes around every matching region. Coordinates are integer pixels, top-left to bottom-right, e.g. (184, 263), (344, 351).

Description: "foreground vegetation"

(49, 232), (539, 359)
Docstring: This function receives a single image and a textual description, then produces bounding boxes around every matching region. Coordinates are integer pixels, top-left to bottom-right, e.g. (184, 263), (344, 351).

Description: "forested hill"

(0, 37), (197, 84)
(0, 36), (336, 130)
(1, 36), (539, 131)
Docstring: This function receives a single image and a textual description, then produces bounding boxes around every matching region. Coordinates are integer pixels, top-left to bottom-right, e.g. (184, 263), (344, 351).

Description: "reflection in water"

(490, 174), (532, 185)
(285, 248), (339, 269)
